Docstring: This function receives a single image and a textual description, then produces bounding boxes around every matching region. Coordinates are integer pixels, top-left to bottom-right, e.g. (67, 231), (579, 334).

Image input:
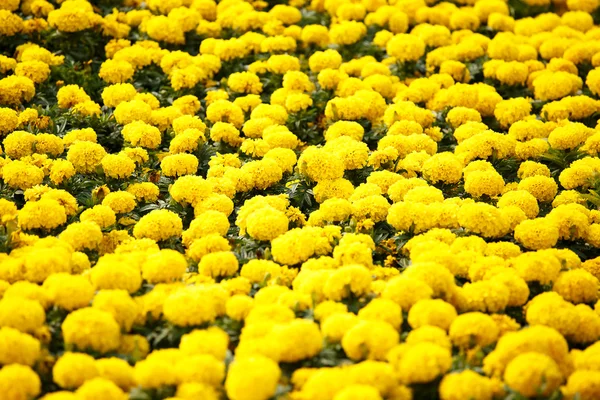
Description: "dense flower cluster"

(1, 0), (600, 399)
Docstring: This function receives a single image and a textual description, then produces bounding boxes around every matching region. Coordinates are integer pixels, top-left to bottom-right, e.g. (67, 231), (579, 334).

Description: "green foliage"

(508, 0), (552, 18)
(540, 147), (588, 178)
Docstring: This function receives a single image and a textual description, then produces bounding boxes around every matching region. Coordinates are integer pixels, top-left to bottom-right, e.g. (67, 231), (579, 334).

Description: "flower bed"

(1, 0), (600, 399)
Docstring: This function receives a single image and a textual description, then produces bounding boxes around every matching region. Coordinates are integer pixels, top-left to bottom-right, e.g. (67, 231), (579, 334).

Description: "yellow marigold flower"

(321, 312), (359, 343)
(298, 147), (344, 182)
(244, 206), (288, 241)
(240, 159), (283, 190)
(419, 152), (462, 184)
(386, 33), (425, 62)
(449, 312), (499, 348)
(322, 263), (371, 300)
(457, 202), (510, 238)
(169, 175), (212, 207)
(75, 377), (128, 400)
(59, 221), (103, 251)
(164, 285), (226, 326)
(92, 289), (138, 332)
(571, 305), (600, 344)
(549, 122), (595, 151)
(495, 61), (529, 86)
(517, 175), (558, 203)
(553, 192), (585, 211)
(225, 294), (254, 321)
(301, 24), (329, 47)
(439, 370), (494, 400)
(464, 170), (505, 198)
(494, 97), (531, 128)
(2, 160), (44, 190)
(462, 280), (510, 313)
(102, 83), (138, 108)
(318, 198), (351, 222)
(563, 370), (600, 399)
(408, 299), (457, 331)
(113, 99), (152, 124)
(0, 364), (40, 399)
(334, 385), (381, 400)
(0, 75), (35, 105)
(0, 326), (40, 366)
(116, 334), (148, 363)
(206, 99), (245, 128)
(143, 15), (185, 44)
(101, 153), (136, 179)
(18, 198), (67, 231)
(553, 269), (599, 304)
(525, 292), (579, 338)
(285, 91), (313, 113)
(312, 301), (347, 323)
(210, 122), (242, 146)
(139, 249), (185, 284)
(53, 352), (98, 389)
(79, 205), (116, 228)
(225, 356), (281, 400)
(62, 307), (120, 353)
(33, 133), (64, 157)
(533, 71), (582, 101)
(160, 153), (199, 177)
(547, 204), (590, 241)
(43, 273), (95, 311)
(263, 148), (297, 174)
(517, 161), (550, 180)
(170, 129), (204, 153)
(267, 319), (322, 362)
(47, 4), (102, 33)
(186, 234), (230, 262)
(383, 276), (433, 311)
(46, 159), (73, 187)
(497, 190), (539, 218)
(182, 211), (228, 244)
(170, 95), (200, 116)
(504, 352), (563, 398)
(133, 209), (183, 242)
(0, 55), (17, 75)
(514, 138), (548, 160)
(342, 320), (399, 361)
(126, 182), (159, 203)
(487, 270), (529, 308)
(3, 130), (35, 158)
(66, 141), (107, 173)
(14, 60), (50, 84)
(405, 325), (452, 350)
(388, 342), (452, 384)
(121, 121), (161, 149)
(357, 298), (402, 330)
(483, 324), (571, 378)
(197, 251), (237, 279)
(132, 355), (177, 389)
(101, 191), (136, 214)
(0, 107), (18, 135)
(0, 0), (19, 12)
(0, 198), (17, 221)
(56, 85), (90, 109)
(179, 327), (228, 362)
(98, 59), (135, 84)
(173, 353), (225, 388)
(62, 128), (96, 148)
(0, 10), (24, 37)
(228, 71), (263, 94)
(171, 116), (206, 136)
